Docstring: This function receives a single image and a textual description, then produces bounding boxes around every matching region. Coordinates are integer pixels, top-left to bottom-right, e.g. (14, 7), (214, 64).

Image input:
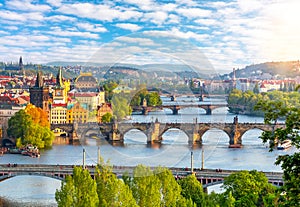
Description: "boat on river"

(20, 144), (40, 158)
(277, 140), (292, 150)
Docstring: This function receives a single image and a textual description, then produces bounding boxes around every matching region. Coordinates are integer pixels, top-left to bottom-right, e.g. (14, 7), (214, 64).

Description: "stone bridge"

(132, 103), (228, 115)
(0, 164), (284, 189)
(99, 119), (285, 147)
(50, 122), (101, 143)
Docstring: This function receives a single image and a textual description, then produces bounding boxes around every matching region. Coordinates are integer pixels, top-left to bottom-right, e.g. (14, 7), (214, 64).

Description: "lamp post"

(191, 151), (194, 173)
(82, 148), (86, 169)
(201, 148), (204, 170)
(97, 146), (101, 165)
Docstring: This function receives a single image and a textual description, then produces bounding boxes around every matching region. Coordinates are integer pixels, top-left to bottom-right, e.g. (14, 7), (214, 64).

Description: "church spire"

(56, 67), (63, 87)
(35, 66), (43, 88)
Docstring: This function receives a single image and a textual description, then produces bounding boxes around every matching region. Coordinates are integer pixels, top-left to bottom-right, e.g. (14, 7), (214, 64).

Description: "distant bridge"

(0, 164), (284, 189)
(132, 103), (228, 115)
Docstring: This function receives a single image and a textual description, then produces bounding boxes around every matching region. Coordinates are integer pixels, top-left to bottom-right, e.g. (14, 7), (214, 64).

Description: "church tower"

(29, 69), (50, 113)
(53, 67), (66, 104)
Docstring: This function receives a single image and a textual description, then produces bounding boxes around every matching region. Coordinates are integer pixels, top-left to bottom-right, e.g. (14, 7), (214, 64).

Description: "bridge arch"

(201, 128), (230, 145)
(159, 125), (192, 144)
(123, 129), (148, 144)
(239, 128), (265, 146)
(161, 128), (189, 144)
(0, 172), (67, 182)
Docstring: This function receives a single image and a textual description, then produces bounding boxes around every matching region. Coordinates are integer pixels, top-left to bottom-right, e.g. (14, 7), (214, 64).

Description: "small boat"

(20, 144), (40, 157)
(277, 140), (292, 150)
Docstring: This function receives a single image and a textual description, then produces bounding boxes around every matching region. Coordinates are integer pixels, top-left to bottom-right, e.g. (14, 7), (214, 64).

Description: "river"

(0, 97), (296, 206)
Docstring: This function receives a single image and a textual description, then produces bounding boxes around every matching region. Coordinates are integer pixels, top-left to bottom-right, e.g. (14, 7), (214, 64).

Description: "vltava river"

(0, 97), (296, 206)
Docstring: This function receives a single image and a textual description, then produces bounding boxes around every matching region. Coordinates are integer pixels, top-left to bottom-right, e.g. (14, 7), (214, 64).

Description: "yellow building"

(97, 103), (113, 123)
(67, 102), (89, 123)
(50, 103), (67, 135)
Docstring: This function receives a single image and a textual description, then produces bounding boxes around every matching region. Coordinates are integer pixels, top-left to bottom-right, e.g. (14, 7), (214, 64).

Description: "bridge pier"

(171, 106), (180, 115)
(199, 95), (204, 102)
(206, 107), (212, 115)
(142, 107), (148, 115)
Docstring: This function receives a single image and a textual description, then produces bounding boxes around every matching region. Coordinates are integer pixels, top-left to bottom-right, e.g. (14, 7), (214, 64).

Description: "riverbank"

(0, 197), (57, 207)
(0, 197), (25, 207)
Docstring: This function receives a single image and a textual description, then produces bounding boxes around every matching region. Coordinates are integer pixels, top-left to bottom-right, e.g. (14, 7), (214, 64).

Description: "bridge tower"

(170, 95), (176, 101)
(148, 118), (161, 143)
(229, 116), (242, 148)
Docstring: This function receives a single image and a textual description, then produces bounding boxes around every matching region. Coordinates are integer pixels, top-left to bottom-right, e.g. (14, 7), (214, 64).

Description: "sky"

(1, 0), (300, 74)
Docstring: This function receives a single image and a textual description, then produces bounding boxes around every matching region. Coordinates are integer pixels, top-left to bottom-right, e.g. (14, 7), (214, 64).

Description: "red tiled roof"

(52, 103), (67, 107)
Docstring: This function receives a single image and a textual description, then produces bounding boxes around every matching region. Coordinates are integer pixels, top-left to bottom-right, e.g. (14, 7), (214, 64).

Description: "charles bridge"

(0, 164), (284, 190)
(48, 117), (285, 148)
(132, 103), (228, 115)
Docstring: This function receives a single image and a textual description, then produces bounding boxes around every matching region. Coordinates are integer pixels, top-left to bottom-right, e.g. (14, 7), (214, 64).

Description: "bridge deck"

(0, 164), (283, 181)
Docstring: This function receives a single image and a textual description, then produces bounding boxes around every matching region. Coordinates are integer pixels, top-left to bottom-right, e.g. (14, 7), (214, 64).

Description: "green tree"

(7, 109), (54, 148)
(178, 174), (208, 207)
(253, 83), (260, 94)
(55, 167), (99, 207)
(255, 99), (300, 206)
(95, 160), (137, 207)
(222, 170), (276, 207)
(154, 167), (186, 206)
(103, 80), (119, 102)
(111, 94), (132, 120)
(145, 92), (162, 106)
(131, 165), (162, 207)
(7, 110), (32, 140)
(101, 112), (112, 123)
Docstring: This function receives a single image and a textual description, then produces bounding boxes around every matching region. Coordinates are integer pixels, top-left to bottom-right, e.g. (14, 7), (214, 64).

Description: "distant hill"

(46, 62), (211, 79)
(222, 61), (300, 79)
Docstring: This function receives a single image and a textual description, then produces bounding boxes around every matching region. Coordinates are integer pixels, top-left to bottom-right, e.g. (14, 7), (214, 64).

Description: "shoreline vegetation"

(228, 89), (300, 116)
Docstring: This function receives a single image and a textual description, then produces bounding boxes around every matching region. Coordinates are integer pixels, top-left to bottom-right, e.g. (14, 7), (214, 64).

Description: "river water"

(0, 97), (297, 206)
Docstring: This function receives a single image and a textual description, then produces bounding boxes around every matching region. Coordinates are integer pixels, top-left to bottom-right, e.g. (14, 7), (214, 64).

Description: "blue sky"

(0, 0), (300, 74)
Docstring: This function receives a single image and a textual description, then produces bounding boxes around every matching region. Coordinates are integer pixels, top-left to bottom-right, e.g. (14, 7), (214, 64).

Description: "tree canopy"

(228, 89), (300, 116)
(255, 97), (300, 206)
(222, 170), (276, 207)
(7, 105), (54, 149)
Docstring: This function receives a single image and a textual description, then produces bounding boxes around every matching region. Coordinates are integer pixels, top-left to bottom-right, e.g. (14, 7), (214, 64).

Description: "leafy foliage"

(222, 170), (276, 207)
(55, 167), (99, 207)
(7, 106), (54, 149)
(228, 89), (300, 116)
(95, 160), (137, 207)
(101, 112), (112, 123)
(255, 98), (300, 206)
(178, 174), (210, 207)
(111, 94), (132, 120)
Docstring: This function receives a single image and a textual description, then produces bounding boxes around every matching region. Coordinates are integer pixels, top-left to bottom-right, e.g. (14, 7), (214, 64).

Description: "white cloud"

(115, 23), (142, 31)
(46, 0), (62, 7)
(47, 28), (99, 39)
(4, 25), (18, 30)
(6, 0), (51, 12)
(0, 10), (25, 21)
(57, 3), (142, 22)
(143, 11), (168, 25)
(45, 15), (76, 22)
(176, 7), (212, 19)
(0, 31), (9, 35)
(77, 22), (107, 33)
(116, 36), (157, 46)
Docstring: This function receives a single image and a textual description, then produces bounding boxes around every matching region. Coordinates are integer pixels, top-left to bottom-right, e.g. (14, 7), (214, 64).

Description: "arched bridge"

(99, 120), (285, 147)
(0, 164), (283, 189)
(132, 103), (228, 115)
(50, 122), (100, 143)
